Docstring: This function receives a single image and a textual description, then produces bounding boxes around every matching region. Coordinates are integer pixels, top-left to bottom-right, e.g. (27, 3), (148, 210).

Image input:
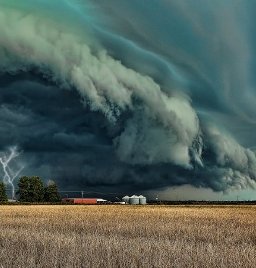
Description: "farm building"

(62, 198), (107, 204)
(122, 195), (147, 205)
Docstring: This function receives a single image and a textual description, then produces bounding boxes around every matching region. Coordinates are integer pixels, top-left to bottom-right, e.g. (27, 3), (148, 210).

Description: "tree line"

(0, 176), (61, 202)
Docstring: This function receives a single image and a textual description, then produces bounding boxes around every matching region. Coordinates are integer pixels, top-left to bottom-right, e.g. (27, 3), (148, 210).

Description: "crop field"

(0, 205), (255, 268)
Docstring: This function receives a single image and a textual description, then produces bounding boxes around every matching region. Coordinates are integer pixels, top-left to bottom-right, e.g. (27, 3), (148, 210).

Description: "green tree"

(18, 176), (44, 202)
(44, 180), (61, 202)
(0, 182), (8, 202)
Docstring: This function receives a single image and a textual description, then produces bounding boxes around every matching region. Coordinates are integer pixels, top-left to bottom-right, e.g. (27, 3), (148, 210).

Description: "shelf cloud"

(0, 0), (256, 194)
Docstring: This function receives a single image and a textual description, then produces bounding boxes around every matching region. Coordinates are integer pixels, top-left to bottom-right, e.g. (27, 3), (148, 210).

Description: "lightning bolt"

(0, 146), (24, 200)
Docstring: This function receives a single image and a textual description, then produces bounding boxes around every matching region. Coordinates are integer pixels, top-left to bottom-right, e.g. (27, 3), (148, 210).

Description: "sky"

(0, 0), (256, 200)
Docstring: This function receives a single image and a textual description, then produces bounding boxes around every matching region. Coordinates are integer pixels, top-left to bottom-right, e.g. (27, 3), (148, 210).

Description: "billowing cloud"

(0, 0), (255, 195)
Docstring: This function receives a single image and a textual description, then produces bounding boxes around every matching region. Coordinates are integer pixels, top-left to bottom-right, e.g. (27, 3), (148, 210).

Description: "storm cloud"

(0, 0), (256, 194)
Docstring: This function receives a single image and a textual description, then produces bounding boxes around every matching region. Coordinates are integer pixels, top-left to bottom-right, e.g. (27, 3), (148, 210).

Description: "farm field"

(0, 205), (255, 268)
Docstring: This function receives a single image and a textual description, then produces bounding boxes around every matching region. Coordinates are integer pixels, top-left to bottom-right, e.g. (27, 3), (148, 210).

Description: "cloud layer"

(0, 0), (256, 194)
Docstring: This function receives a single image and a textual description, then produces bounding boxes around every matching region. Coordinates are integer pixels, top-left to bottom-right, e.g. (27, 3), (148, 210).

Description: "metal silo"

(139, 195), (147, 205)
(129, 195), (140, 205)
(122, 196), (130, 204)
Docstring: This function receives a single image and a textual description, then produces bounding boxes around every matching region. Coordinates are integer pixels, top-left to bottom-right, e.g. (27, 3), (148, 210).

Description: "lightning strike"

(0, 146), (24, 200)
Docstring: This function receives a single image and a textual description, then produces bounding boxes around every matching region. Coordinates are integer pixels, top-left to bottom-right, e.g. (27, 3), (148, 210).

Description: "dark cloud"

(0, 0), (256, 196)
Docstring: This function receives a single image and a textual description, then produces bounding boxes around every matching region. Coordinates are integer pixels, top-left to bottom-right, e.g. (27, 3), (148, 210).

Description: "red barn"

(62, 198), (97, 204)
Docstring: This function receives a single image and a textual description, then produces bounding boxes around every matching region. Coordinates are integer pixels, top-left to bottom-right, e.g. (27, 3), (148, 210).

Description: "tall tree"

(44, 180), (61, 202)
(0, 182), (7, 202)
(17, 176), (30, 202)
(18, 176), (44, 202)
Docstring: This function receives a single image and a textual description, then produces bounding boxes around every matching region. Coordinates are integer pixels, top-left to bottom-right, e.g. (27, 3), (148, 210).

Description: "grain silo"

(122, 196), (130, 204)
(139, 195), (147, 205)
(129, 195), (140, 205)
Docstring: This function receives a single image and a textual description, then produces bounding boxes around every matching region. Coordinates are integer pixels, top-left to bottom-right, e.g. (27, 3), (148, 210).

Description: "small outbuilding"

(62, 198), (98, 204)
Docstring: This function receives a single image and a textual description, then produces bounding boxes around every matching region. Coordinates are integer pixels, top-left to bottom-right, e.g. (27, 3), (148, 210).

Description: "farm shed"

(62, 198), (97, 204)
(62, 198), (108, 204)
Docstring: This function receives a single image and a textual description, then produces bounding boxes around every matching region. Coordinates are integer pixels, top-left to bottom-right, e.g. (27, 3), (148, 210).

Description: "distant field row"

(0, 205), (255, 267)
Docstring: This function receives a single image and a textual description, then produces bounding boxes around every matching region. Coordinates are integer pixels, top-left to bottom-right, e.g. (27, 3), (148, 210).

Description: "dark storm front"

(0, 0), (256, 199)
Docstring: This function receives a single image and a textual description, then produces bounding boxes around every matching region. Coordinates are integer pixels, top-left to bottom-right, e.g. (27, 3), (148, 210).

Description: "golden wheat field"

(0, 205), (255, 268)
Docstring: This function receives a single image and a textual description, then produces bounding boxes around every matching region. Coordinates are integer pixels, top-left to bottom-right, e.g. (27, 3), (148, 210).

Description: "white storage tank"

(139, 195), (147, 205)
(122, 196), (130, 204)
(129, 195), (140, 205)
